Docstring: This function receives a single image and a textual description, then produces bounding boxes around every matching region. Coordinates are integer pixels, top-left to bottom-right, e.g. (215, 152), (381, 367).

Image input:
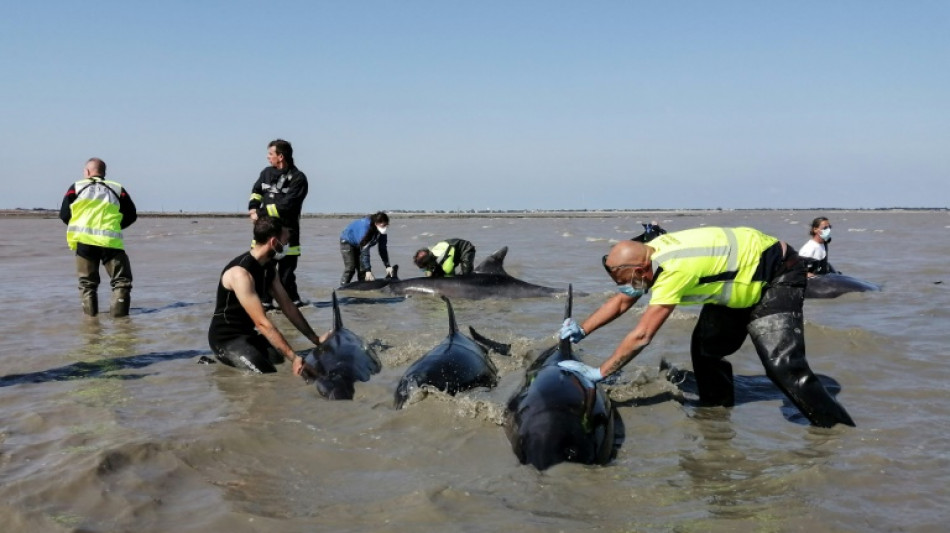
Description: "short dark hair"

(254, 216), (285, 244)
(414, 249), (435, 269)
(369, 211), (389, 225)
(268, 139), (294, 167)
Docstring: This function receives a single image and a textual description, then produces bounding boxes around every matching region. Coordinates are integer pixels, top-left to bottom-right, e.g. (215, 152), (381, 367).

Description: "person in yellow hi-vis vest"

(59, 158), (137, 317)
(558, 226), (855, 428)
(412, 238), (476, 277)
(248, 139), (309, 309)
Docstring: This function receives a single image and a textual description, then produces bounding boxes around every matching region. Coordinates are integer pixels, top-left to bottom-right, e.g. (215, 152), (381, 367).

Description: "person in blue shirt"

(339, 212), (392, 286)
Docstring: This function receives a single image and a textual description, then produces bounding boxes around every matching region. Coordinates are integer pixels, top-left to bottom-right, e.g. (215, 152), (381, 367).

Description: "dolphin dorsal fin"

(332, 291), (343, 331)
(473, 246), (508, 275)
(559, 284), (574, 356)
(442, 295), (459, 336)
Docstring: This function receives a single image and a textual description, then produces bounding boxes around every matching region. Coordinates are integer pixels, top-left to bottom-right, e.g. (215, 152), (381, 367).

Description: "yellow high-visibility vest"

(65, 178), (125, 250)
(647, 227), (778, 308)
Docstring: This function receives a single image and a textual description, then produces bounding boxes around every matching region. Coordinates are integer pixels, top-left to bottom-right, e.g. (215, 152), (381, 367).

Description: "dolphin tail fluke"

(469, 327), (511, 356)
(332, 291), (343, 331)
(441, 295), (459, 336)
(474, 246), (509, 275)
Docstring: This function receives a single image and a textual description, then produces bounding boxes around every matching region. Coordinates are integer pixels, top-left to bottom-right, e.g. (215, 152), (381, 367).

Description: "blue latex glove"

(557, 360), (603, 382)
(559, 318), (586, 343)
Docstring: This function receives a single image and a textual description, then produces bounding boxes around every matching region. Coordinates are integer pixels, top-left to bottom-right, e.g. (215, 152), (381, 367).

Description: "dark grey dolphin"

(302, 291), (382, 400)
(805, 273), (881, 299)
(394, 295), (510, 408)
(336, 265), (402, 292)
(340, 247), (577, 300)
(503, 285), (623, 470)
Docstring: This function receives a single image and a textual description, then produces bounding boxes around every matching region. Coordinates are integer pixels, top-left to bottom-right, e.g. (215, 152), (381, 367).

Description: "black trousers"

(689, 248), (854, 427)
(339, 241), (368, 286)
(210, 334), (282, 373)
(453, 240), (477, 275)
(262, 255), (300, 303)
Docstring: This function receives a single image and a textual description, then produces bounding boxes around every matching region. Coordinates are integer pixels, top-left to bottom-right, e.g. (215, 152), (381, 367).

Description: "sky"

(1, 1), (947, 213)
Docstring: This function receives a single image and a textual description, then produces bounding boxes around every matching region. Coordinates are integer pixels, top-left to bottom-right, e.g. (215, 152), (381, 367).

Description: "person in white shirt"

(799, 217), (835, 276)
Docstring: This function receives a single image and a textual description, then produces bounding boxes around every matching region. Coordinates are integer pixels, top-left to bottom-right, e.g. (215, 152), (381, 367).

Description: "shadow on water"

(309, 296), (407, 308)
(132, 301), (210, 315)
(0, 350), (209, 387)
(661, 361), (845, 426)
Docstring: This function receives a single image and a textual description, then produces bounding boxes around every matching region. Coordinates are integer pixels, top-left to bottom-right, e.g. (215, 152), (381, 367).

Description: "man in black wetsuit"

(248, 139), (309, 308)
(208, 216), (325, 374)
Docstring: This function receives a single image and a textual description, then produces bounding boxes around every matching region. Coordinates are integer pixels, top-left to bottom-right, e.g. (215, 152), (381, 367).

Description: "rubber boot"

(81, 290), (98, 317)
(748, 312), (855, 427)
(690, 304), (748, 407)
(110, 288), (131, 318)
(691, 355), (735, 407)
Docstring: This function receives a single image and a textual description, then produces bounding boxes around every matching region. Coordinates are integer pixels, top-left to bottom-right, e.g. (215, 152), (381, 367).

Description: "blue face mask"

(618, 285), (644, 298)
(819, 228), (831, 242)
(618, 276), (647, 298)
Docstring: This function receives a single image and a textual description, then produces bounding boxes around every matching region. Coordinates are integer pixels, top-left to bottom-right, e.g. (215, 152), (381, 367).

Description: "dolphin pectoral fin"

(469, 327), (511, 356)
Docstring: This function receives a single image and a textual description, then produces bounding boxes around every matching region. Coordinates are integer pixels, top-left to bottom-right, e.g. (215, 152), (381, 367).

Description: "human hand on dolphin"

(559, 318), (586, 343)
(293, 354), (307, 377)
(557, 360), (603, 382)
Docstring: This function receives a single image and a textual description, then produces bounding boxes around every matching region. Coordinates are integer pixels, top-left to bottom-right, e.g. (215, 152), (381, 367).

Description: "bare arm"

(270, 276), (326, 347)
(222, 266), (305, 375)
(579, 293), (640, 336)
(598, 304), (675, 377)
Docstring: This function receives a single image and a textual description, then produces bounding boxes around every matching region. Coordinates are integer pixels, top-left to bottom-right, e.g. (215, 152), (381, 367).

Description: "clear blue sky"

(2, 1), (947, 212)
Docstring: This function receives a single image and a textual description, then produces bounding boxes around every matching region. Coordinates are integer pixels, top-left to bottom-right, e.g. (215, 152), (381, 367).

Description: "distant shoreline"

(4, 207), (947, 219)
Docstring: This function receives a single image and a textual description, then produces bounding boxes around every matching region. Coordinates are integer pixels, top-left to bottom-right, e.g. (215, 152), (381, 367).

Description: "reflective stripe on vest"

(430, 241), (456, 275)
(66, 178), (125, 250)
(649, 227), (776, 308)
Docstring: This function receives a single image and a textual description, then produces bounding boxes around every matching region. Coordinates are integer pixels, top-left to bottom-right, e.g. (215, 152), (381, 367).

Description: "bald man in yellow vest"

(60, 158), (137, 317)
(559, 226), (854, 428)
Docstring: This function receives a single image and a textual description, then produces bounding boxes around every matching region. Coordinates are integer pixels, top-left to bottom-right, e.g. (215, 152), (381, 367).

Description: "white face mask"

(819, 228), (831, 242)
(376, 225), (388, 235)
(273, 240), (288, 261)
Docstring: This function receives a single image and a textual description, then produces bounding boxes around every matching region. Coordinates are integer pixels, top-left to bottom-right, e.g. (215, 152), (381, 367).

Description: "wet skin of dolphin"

(302, 291), (382, 400)
(394, 295), (510, 409)
(503, 285), (623, 470)
(339, 247), (577, 300)
(804, 273), (881, 299)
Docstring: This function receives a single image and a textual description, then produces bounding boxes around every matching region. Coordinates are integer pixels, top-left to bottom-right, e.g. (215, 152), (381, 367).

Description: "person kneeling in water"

(208, 216), (327, 374)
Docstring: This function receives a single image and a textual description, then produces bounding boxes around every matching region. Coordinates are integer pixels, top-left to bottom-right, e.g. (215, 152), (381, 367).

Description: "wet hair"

(253, 215), (285, 244)
(414, 249), (435, 269)
(809, 217), (829, 236)
(268, 139), (294, 168)
(86, 157), (106, 176)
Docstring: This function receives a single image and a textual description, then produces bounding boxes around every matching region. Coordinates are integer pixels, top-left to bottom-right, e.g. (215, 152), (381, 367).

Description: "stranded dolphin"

(804, 272), (881, 299)
(394, 295), (511, 408)
(503, 285), (623, 470)
(340, 247), (576, 300)
(302, 291), (382, 399)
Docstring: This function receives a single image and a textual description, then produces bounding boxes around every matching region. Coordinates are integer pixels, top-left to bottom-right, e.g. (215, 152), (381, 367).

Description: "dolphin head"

(303, 345), (358, 400)
(513, 410), (598, 470)
(315, 375), (356, 400)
